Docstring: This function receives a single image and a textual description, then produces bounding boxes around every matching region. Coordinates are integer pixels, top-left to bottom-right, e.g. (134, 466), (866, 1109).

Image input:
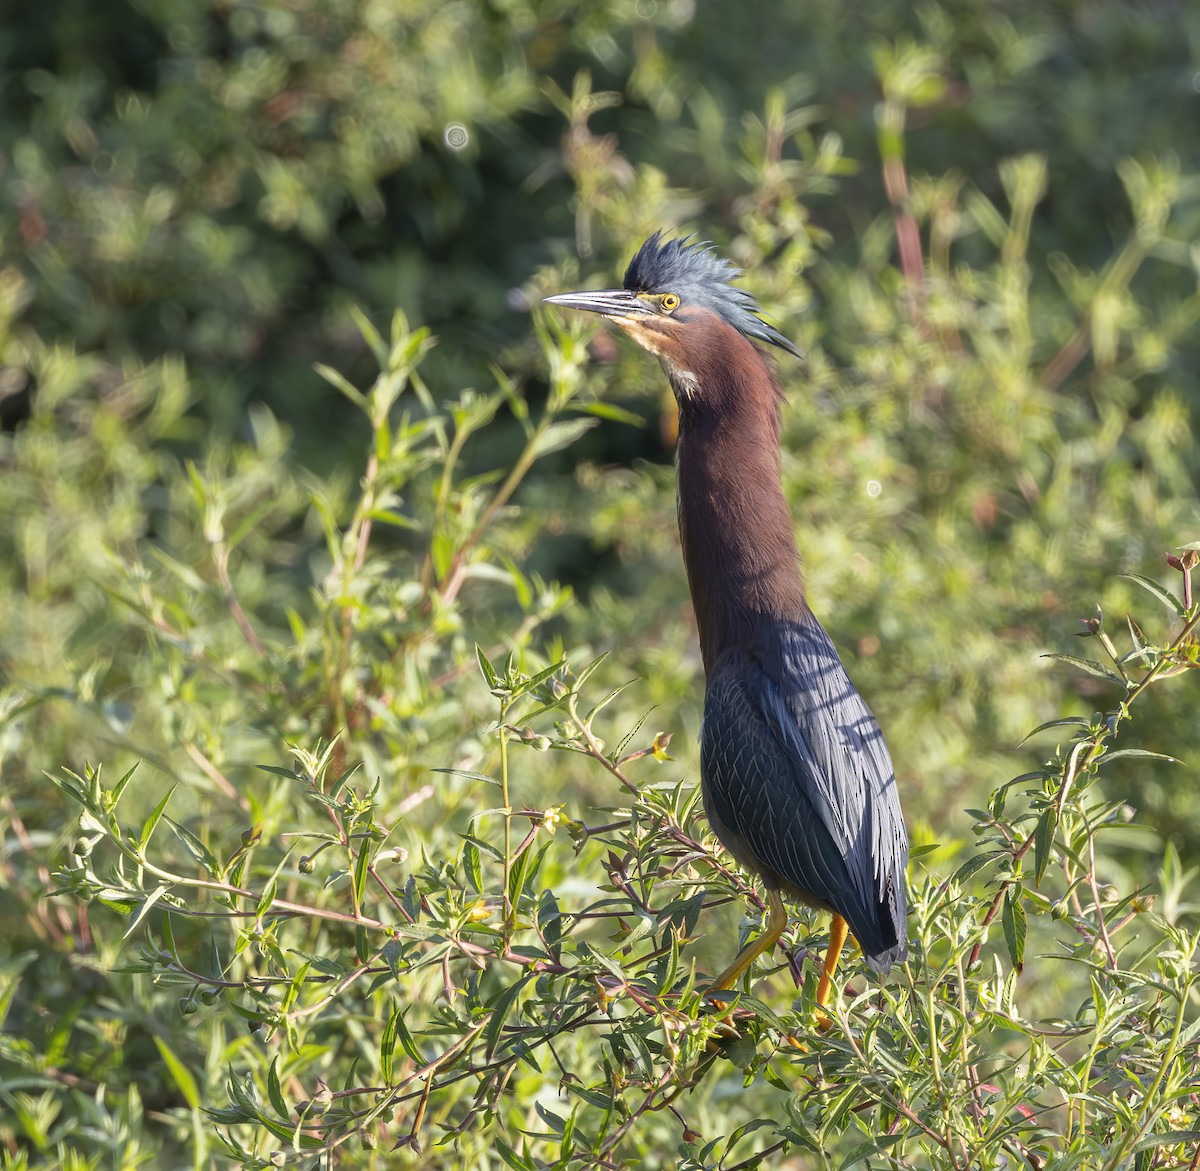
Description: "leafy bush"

(1, 307), (1195, 1167)
(2, 1), (1200, 1167)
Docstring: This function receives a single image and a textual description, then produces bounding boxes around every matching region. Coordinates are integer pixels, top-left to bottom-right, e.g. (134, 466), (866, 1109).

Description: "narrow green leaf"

(579, 943), (625, 983)
(255, 876), (278, 921)
(124, 885), (171, 940)
(1034, 807), (1058, 885)
(147, 546), (208, 593)
(495, 1138), (536, 1171)
(380, 1005), (400, 1084)
(458, 832), (503, 863)
(390, 1004), (424, 1064)
(160, 913), (178, 962)
(953, 851), (1006, 884)
(352, 840), (371, 911)
(838, 1135), (905, 1170)
(991, 772), (1043, 818)
(508, 843), (550, 912)
(1096, 748), (1180, 767)
(225, 1070), (260, 1118)
(265, 1057), (288, 1118)
(507, 846), (532, 912)
(431, 767), (501, 787)
(532, 417), (598, 459)
(615, 708), (653, 761)
(1020, 716), (1089, 744)
(225, 497), (280, 552)
(537, 890), (562, 962)
(351, 304), (388, 368)
(582, 401), (645, 427)
(1132, 1131), (1200, 1153)
(574, 652), (609, 689)
(49, 769), (88, 806)
(280, 961), (310, 1017)
(314, 362), (366, 408)
(1002, 886), (1027, 973)
(165, 817), (221, 876)
(431, 529), (455, 580)
(494, 551), (533, 608)
(1121, 572), (1185, 618)
(403, 875), (420, 922)
(492, 365), (531, 430)
(476, 644), (501, 689)
(375, 415), (392, 462)
(327, 762), (360, 799)
(586, 681), (633, 723)
(727, 1118), (778, 1152)
(1042, 653), (1126, 687)
(558, 1105), (579, 1164)
(484, 973), (535, 1059)
(254, 849), (293, 922)
(509, 658), (569, 701)
(729, 993), (786, 1032)
(110, 763), (140, 809)
(366, 507), (418, 529)
(153, 1037), (201, 1110)
(256, 764), (299, 780)
(534, 1101), (566, 1135)
(463, 839), (483, 893)
(138, 785), (177, 851)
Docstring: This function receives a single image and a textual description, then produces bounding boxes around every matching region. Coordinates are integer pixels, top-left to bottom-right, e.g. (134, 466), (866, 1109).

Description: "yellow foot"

(705, 889), (789, 994)
(783, 1000), (833, 1052)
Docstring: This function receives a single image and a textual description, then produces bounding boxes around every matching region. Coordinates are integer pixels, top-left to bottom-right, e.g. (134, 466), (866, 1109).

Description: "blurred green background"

(2, 0), (1199, 1165)
(5, 0), (1198, 825)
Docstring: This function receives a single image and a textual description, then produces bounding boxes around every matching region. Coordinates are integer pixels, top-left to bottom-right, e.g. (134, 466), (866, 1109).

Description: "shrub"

(3, 4), (1200, 1165)
(8, 312), (1197, 1168)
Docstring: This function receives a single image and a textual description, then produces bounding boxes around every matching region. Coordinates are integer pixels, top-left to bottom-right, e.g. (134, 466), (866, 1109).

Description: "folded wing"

(701, 616), (908, 970)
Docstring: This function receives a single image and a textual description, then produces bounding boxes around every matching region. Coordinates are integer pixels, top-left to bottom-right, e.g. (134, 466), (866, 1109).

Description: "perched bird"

(546, 232), (908, 1005)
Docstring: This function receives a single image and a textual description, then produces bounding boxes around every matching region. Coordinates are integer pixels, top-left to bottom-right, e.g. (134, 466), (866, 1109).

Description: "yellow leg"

(816, 913), (849, 1009)
(707, 888), (788, 992)
(783, 914), (851, 1043)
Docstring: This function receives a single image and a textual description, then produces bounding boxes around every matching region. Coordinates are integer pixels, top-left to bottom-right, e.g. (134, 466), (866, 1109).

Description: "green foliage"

(3, 0), (1200, 1167)
(36, 564), (1200, 1168)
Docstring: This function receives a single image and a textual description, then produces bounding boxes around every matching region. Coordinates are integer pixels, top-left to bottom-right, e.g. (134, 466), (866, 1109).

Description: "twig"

(1084, 814), (1117, 967)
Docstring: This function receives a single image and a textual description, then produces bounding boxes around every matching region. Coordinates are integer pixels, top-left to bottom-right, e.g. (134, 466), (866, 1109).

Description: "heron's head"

(545, 232), (802, 397)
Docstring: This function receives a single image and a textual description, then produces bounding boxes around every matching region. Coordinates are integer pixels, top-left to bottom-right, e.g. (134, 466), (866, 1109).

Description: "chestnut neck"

(672, 325), (808, 677)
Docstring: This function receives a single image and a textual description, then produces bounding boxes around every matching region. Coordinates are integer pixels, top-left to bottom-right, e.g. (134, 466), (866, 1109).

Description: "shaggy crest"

(623, 231), (803, 359)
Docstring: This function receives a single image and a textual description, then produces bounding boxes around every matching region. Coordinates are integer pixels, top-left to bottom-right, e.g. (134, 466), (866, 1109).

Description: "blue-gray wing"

(700, 616), (908, 969)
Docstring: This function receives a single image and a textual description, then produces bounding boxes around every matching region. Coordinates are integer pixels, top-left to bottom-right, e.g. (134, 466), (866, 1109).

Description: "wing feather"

(700, 616), (908, 968)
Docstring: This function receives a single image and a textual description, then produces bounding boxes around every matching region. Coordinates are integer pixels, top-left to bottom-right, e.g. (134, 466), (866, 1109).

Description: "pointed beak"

(543, 288), (649, 319)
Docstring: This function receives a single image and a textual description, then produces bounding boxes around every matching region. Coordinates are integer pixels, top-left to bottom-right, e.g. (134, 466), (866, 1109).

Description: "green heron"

(546, 232), (908, 1007)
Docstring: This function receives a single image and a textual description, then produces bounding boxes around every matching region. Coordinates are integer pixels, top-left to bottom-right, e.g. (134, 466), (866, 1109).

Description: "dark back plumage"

(623, 232), (803, 359)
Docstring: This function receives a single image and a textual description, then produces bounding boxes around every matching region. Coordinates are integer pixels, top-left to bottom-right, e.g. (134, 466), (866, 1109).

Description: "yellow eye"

(660, 292), (680, 312)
